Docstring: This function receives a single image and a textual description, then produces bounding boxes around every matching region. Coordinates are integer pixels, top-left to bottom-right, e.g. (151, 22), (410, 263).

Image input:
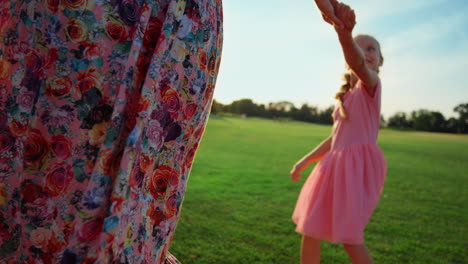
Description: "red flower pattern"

(0, 0), (223, 263)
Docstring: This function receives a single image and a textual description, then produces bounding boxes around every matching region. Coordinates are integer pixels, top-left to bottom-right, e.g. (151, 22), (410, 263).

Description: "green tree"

(268, 101), (294, 118)
(445, 117), (459, 133)
(388, 112), (412, 128)
(210, 99), (224, 115)
(317, 106), (334, 125)
(410, 109), (446, 132)
(454, 103), (468, 133)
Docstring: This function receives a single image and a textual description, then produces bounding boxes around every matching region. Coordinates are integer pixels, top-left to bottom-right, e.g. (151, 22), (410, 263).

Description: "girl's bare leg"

(301, 236), (321, 264)
(343, 243), (374, 264)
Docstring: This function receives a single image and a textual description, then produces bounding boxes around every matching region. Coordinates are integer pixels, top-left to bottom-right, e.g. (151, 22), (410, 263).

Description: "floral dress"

(0, 0), (223, 262)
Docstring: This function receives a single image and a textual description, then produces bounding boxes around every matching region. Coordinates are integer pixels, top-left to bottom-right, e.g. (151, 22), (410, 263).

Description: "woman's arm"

(290, 136), (332, 182)
(334, 4), (379, 93)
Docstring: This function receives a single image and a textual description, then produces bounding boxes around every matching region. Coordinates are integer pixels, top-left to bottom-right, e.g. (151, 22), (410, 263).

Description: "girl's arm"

(290, 136), (332, 182)
(334, 5), (379, 94)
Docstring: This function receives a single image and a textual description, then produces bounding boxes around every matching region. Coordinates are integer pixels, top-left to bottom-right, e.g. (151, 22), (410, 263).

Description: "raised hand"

(334, 2), (356, 31)
(314, 0), (344, 29)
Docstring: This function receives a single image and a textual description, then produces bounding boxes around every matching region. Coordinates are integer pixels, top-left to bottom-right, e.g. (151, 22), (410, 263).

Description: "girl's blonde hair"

(335, 34), (384, 119)
(335, 73), (352, 119)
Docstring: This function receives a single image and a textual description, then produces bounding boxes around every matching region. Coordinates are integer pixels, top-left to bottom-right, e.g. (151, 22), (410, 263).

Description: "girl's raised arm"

(334, 4), (379, 94)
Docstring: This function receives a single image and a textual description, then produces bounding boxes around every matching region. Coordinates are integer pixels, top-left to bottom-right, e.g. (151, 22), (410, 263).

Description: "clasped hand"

(315, 0), (356, 31)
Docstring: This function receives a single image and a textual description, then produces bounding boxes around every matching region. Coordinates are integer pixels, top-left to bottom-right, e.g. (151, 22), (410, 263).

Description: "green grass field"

(170, 116), (468, 264)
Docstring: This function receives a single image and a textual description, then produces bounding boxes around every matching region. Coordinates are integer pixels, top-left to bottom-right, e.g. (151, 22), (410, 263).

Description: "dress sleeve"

(360, 78), (381, 104)
(359, 79), (382, 125)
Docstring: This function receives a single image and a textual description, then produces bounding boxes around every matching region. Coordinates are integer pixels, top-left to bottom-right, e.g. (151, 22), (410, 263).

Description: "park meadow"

(170, 116), (467, 264)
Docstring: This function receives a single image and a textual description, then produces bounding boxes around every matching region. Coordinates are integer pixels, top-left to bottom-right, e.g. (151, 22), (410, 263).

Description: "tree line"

(211, 99), (468, 134)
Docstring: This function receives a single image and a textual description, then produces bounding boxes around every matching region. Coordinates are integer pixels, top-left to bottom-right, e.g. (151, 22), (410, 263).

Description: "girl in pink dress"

(290, 2), (386, 264)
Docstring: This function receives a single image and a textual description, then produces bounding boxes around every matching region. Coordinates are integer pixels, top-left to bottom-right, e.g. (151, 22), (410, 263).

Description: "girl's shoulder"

(356, 77), (381, 100)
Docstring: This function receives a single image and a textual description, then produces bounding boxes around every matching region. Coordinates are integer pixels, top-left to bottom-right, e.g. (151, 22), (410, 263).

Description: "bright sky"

(213, 0), (468, 119)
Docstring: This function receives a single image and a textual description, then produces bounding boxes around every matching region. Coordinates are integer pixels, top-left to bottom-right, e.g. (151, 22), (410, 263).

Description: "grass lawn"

(170, 116), (468, 264)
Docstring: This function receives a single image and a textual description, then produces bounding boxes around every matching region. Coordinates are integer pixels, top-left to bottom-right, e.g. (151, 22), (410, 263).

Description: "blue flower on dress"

(83, 186), (106, 210)
(126, 126), (140, 146)
(189, 76), (206, 95)
(103, 216), (119, 232)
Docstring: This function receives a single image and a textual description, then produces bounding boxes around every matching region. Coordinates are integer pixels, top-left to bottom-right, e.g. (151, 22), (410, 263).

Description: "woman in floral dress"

(0, 0), (223, 262)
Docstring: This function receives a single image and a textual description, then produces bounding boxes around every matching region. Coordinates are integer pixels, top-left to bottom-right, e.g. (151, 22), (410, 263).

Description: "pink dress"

(292, 79), (387, 245)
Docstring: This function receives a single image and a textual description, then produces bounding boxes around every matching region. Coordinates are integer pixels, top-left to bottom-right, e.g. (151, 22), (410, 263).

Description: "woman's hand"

(314, 0), (344, 29)
(334, 2), (356, 32)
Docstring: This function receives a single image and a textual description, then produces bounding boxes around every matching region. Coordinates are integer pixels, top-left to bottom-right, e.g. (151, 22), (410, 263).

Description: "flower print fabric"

(0, 0), (223, 263)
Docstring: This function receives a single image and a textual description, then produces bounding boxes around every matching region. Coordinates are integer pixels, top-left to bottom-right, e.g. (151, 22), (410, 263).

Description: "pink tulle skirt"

(292, 143), (386, 244)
